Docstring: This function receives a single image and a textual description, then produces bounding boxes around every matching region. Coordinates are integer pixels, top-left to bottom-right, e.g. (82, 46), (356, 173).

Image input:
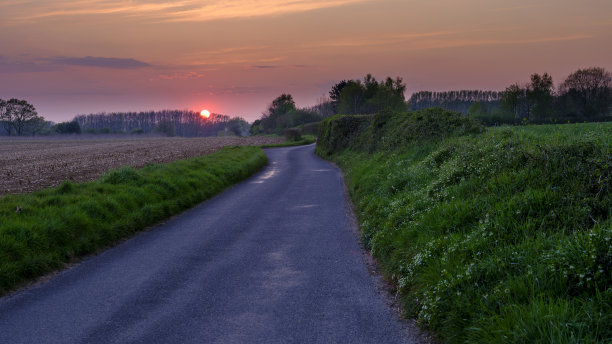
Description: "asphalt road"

(0, 144), (426, 344)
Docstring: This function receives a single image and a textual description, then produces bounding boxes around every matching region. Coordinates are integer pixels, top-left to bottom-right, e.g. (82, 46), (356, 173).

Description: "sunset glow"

(200, 110), (210, 118)
(0, 0), (610, 121)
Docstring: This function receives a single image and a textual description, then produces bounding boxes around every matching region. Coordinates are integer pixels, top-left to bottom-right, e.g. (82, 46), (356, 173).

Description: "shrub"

(284, 128), (302, 141)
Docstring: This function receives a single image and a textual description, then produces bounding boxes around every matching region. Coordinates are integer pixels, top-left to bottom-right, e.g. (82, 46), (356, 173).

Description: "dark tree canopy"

(251, 93), (324, 134)
(558, 67), (611, 119)
(336, 74), (408, 115)
(0, 98), (44, 136)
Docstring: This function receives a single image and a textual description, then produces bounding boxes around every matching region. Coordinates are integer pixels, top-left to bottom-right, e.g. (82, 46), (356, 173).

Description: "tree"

(500, 84), (523, 119)
(338, 80), (364, 114)
(226, 117), (249, 136)
(0, 99), (11, 135)
(154, 121), (176, 137)
(260, 94), (297, 132)
(329, 80), (348, 113)
(527, 73), (554, 122)
(336, 75), (407, 114)
(0, 98), (43, 136)
(559, 67), (611, 119)
(53, 121), (81, 134)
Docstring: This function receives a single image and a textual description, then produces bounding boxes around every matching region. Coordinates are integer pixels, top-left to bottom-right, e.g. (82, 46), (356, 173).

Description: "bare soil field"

(0, 136), (284, 195)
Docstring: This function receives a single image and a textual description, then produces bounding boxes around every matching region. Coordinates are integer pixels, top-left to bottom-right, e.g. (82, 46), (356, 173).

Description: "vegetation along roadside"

(0, 146), (267, 296)
(316, 109), (611, 343)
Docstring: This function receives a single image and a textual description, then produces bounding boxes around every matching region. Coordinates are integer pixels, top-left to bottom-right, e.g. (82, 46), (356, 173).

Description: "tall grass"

(0, 146), (267, 295)
(317, 112), (611, 343)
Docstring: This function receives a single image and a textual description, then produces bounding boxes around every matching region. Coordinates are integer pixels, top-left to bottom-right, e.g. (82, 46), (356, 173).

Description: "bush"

(284, 128), (302, 141)
(53, 121), (81, 134)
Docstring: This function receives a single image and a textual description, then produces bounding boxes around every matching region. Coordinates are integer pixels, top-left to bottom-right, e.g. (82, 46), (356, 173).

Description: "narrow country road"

(0, 144), (426, 344)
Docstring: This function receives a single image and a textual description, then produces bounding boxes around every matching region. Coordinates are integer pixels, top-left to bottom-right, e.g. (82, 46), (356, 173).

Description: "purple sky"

(1, 0), (611, 122)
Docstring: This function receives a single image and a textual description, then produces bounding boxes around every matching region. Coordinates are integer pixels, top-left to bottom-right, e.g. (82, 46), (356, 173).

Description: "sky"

(0, 0), (611, 122)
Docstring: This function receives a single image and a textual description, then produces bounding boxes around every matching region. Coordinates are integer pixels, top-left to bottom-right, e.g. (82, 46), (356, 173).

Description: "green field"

(0, 146), (267, 296)
(317, 111), (611, 343)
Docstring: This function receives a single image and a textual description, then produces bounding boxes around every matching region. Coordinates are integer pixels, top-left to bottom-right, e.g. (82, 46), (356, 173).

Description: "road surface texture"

(0, 144), (428, 344)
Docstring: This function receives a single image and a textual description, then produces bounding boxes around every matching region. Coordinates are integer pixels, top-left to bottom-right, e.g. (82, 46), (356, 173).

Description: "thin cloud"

(47, 56), (151, 69)
(5, 0), (371, 23)
(164, 0), (372, 23)
(299, 31), (593, 52)
(250, 65), (278, 69)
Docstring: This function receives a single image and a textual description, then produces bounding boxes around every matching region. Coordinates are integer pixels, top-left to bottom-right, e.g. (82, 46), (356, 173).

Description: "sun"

(200, 109), (210, 118)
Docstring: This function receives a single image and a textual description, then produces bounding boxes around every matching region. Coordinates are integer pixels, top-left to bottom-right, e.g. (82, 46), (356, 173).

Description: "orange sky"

(1, 0), (611, 121)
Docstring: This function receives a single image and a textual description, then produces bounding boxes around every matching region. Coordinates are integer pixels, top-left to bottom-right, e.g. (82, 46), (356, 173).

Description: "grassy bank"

(0, 146), (267, 295)
(317, 110), (611, 343)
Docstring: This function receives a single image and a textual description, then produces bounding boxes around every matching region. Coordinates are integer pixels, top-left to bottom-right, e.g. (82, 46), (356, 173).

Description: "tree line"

(495, 67), (611, 124)
(409, 90), (503, 114)
(414, 67), (611, 125)
(73, 110), (248, 137)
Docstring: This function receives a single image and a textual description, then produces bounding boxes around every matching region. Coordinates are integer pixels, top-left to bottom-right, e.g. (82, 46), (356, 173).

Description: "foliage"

(226, 117), (250, 136)
(0, 146), (267, 295)
(558, 67), (611, 121)
(153, 120), (176, 137)
(52, 121), (81, 134)
(251, 93), (324, 135)
(316, 109), (483, 156)
(317, 114), (611, 343)
(410, 67), (611, 126)
(0, 98), (46, 136)
(329, 80), (348, 112)
(337, 74), (408, 115)
(284, 128), (302, 142)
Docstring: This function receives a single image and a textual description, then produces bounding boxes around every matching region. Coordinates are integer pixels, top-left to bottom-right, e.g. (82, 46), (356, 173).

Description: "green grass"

(317, 111), (611, 343)
(259, 134), (316, 148)
(0, 146), (267, 296)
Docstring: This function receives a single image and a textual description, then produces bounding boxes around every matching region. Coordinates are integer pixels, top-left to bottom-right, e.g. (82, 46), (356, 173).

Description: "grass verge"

(317, 110), (611, 343)
(0, 146), (267, 296)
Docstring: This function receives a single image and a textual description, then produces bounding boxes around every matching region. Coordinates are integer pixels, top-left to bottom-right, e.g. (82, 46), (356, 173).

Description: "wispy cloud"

(4, 0), (371, 24)
(299, 31), (594, 52)
(250, 65), (278, 69)
(47, 56), (150, 69)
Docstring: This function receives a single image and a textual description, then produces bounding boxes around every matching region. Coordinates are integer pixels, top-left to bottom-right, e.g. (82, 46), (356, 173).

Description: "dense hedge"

(315, 108), (483, 156)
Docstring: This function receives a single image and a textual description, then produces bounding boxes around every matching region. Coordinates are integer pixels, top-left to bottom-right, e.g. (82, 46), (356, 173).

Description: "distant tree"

(154, 120), (176, 137)
(336, 75), (407, 114)
(0, 99), (11, 135)
(307, 97), (335, 117)
(249, 119), (263, 135)
(338, 80), (365, 114)
(500, 84), (523, 119)
(329, 80), (348, 113)
(0, 99), (44, 136)
(226, 117), (250, 136)
(409, 90), (502, 114)
(527, 73), (554, 122)
(53, 121), (81, 134)
(558, 67), (611, 119)
(260, 94), (297, 132)
(27, 117), (49, 136)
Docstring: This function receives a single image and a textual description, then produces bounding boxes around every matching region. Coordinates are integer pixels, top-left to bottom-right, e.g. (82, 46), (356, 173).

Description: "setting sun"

(200, 109), (210, 118)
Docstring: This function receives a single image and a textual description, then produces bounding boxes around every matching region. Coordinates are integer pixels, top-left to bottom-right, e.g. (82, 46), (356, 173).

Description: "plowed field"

(0, 136), (284, 195)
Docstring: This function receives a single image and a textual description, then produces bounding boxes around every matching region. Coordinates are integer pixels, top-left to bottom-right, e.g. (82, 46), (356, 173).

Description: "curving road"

(0, 144), (426, 344)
